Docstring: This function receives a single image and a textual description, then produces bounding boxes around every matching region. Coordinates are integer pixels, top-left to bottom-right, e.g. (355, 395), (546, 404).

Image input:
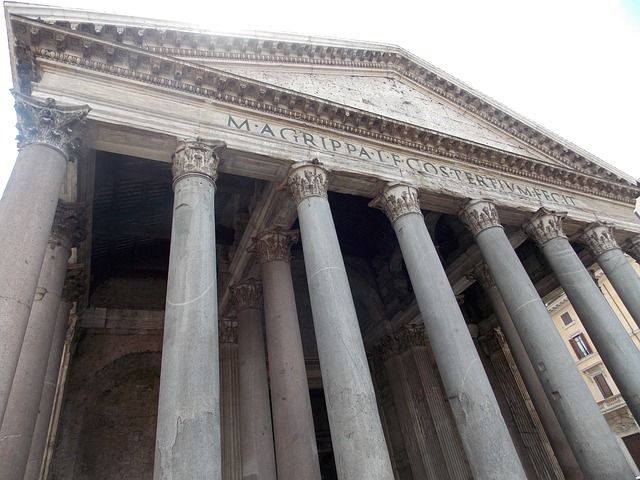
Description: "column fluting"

(154, 139), (225, 479)
(524, 209), (640, 424)
(231, 279), (277, 480)
(471, 262), (582, 480)
(371, 183), (526, 479)
(286, 161), (394, 480)
(252, 228), (322, 480)
(0, 92), (88, 423)
(460, 199), (634, 479)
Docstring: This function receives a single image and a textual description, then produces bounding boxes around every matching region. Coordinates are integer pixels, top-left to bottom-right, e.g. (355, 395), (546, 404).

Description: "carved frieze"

(229, 278), (262, 311)
(171, 138), (225, 184)
(250, 228), (299, 264)
(286, 160), (328, 205)
(580, 222), (620, 257)
(50, 202), (87, 249)
(624, 235), (640, 263)
(458, 199), (501, 237)
(370, 183), (421, 223)
(522, 207), (568, 247)
(13, 90), (90, 160)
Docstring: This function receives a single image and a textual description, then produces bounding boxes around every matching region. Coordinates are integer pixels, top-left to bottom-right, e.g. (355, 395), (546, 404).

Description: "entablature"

(7, 10), (639, 195)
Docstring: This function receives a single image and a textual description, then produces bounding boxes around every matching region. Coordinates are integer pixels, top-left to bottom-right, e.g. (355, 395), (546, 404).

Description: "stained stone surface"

(213, 68), (549, 160)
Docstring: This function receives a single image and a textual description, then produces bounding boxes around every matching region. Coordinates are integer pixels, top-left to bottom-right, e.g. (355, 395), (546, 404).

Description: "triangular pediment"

(5, 3), (639, 202)
(210, 66), (551, 162)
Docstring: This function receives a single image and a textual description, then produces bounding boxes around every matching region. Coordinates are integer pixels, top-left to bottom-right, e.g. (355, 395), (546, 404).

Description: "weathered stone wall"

(49, 332), (162, 479)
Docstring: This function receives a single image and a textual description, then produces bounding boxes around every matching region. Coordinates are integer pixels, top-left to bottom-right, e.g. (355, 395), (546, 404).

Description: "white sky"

(0, 0), (639, 196)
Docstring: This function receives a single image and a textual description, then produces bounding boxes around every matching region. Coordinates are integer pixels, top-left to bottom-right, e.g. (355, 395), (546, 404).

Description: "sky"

(0, 0), (639, 196)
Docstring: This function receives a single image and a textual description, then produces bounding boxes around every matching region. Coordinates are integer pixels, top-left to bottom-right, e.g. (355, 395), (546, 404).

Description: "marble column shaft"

(23, 299), (72, 480)
(154, 139), (224, 480)
(231, 280), (277, 480)
(372, 184), (526, 480)
(0, 93), (88, 423)
(472, 262), (582, 480)
(460, 199), (634, 479)
(524, 210), (640, 424)
(253, 229), (322, 480)
(584, 225), (640, 329)
(0, 203), (84, 480)
(287, 161), (394, 480)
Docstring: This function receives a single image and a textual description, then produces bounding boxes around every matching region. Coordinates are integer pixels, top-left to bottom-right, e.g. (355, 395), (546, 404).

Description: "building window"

(593, 373), (614, 398)
(569, 333), (593, 359)
(560, 312), (574, 326)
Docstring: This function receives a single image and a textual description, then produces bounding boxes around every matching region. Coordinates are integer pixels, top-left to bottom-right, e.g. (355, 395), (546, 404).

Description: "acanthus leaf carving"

(459, 199), (501, 237)
(369, 183), (421, 223)
(250, 228), (299, 264)
(522, 207), (567, 246)
(50, 201), (88, 248)
(171, 138), (225, 185)
(580, 222), (619, 257)
(286, 159), (329, 205)
(13, 90), (90, 160)
(624, 235), (640, 264)
(229, 278), (262, 311)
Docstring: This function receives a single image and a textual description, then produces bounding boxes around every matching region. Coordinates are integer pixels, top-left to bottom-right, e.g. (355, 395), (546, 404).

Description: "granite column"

(371, 183), (525, 479)
(460, 199), (633, 479)
(472, 262), (582, 479)
(24, 266), (81, 480)
(230, 279), (277, 480)
(252, 229), (322, 480)
(154, 139), (225, 479)
(583, 224), (640, 328)
(286, 161), (393, 480)
(0, 93), (88, 422)
(524, 209), (640, 424)
(0, 203), (84, 479)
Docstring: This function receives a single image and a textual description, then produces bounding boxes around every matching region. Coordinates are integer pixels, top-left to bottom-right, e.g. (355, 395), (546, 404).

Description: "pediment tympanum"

(211, 67), (549, 162)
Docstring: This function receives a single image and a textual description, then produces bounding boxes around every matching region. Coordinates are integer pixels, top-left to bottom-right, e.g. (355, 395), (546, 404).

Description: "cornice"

(9, 14), (640, 204)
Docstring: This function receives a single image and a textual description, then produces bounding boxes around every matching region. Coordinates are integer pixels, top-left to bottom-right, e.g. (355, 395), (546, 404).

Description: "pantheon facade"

(2, 3), (640, 479)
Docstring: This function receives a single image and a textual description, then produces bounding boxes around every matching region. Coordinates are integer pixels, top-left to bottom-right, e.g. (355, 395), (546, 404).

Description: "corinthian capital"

(286, 160), (328, 205)
(230, 278), (262, 311)
(13, 91), (90, 160)
(171, 138), (226, 185)
(624, 236), (640, 263)
(50, 202), (87, 249)
(374, 324), (426, 361)
(469, 261), (495, 290)
(580, 222), (619, 257)
(523, 207), (567, 246)
(369, 183), (421, 223)
(459, 199), (501, 237)
(250, 228), (299, 264)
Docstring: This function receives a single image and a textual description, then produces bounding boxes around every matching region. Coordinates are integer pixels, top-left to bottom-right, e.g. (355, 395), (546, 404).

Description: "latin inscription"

(227, 115), (577, 207)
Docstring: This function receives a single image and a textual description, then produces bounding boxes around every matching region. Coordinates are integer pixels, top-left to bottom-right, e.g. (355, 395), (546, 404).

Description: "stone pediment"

(5, 3), (640, 204)
(210, 66), (550, 162)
